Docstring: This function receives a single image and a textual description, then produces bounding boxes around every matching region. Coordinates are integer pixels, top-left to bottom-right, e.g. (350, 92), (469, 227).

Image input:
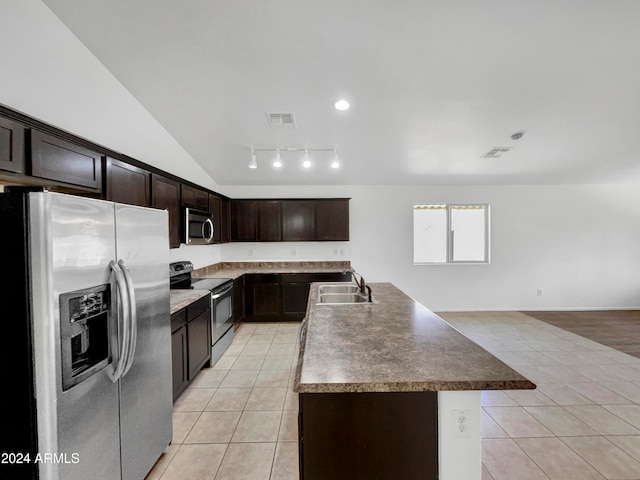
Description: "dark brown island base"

(294, 282), (535, 480)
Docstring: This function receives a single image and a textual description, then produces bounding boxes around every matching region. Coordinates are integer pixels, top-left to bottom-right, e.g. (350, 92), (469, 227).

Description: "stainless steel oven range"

(169, 261), (235, 363)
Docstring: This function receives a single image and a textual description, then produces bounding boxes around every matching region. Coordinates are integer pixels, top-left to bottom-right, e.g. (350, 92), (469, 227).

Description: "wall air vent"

(483, 147), (512, 158)
(267, 112), (297, 128)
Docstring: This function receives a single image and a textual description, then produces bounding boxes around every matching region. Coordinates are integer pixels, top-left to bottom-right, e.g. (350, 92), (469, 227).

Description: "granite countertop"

(192, 261), (352, 279)
(294, 282), (536, 394)
(170, 289), (210, 314)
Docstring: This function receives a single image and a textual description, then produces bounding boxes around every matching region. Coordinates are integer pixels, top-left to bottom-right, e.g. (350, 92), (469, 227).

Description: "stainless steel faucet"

(352, 271), (366, 294)
(352, 271), (373, 302)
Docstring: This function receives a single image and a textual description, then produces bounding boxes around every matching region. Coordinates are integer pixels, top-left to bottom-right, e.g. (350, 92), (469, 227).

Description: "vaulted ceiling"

(42, 0), (640, 185)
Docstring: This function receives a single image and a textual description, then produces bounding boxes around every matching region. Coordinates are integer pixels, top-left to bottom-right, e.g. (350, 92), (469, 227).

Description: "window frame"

(413, 203), (490, 265)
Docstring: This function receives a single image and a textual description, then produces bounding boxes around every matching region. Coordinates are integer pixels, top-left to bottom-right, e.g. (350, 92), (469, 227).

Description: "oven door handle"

(211, 283), (233, 299)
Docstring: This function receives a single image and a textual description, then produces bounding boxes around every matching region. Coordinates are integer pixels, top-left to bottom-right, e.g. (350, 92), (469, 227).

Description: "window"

(413, 204), (489, 264)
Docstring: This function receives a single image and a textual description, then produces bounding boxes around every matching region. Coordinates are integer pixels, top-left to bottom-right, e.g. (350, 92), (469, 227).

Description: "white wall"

(3, 2), (638, 311)
(0, 0), (218, 191)
(222, 184), (640, 311)
(169, 244), (222, 270)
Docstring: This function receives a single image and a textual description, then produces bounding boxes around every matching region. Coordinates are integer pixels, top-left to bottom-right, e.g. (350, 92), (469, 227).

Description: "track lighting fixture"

(302, 150), (312, 169)
(248, 148), (257, 169)
(248, 147), (341, 170)
(273, 149), (283, 168)
(331, 150), (340, 169)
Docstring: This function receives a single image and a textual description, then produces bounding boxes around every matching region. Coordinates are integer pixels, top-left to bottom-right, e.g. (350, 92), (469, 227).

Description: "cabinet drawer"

(30, 130), (102, 190)
(187, 295), (210, 321)
(171, 309), (187, 332)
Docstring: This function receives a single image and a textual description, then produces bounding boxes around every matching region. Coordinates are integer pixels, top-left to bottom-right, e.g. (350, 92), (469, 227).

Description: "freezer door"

(30, 192), (121, 480)
(115, 203), (172, 480)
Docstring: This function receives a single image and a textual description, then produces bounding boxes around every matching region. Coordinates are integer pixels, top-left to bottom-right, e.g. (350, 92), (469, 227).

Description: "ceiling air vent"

(483, 147), (512, 158)
(267, 112), (297, 128)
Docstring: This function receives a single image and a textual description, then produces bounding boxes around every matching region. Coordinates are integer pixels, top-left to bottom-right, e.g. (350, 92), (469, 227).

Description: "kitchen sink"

(317, 284), (361, 295)
(316, 285), (376, 305)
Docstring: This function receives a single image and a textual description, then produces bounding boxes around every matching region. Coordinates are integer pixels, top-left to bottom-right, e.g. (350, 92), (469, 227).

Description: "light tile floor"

(146, 312), (640, 480)
(145, 322), (301, 480)
(441, 311), (640, 480)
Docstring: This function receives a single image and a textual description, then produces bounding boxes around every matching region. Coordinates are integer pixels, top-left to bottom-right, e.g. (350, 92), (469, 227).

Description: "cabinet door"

(105, 158), (150, 207)
(0, 116), (25, 173)
(171, 324), (188, 401)
(245, 274), (280, 322)
(282, 200), (316, 241)
(281, 282), (310, 322)
(209, 194), (222, 243)
(231, 200), (257, 241)
(182, 184), (209, 211)
(233, 276), (245, 323)
(257, 200), (282, 241)
(220, 198), (231, 243)
(187, 309), (212, 379)
(31, 130), (102, 190)
(316, 199), (349, 241)
(252, 283), (280, 321)
(151, 174), (181, 248)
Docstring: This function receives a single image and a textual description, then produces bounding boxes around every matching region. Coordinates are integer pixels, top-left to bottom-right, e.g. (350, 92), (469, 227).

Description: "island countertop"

(293, 282), (536, 393)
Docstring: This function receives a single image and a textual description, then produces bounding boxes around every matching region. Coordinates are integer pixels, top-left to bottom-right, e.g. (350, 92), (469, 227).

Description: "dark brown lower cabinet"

(247, 274), (281, 322)
(281, 282), (311, 322)
(187, 307), (212, 379)
(233, 276), (245, 323)
(171, 325), (188, 400)
(299, 392), (438, 480)
(171, 310), (188, 400)
(244, 273), (351, 322)
(171, 296), (211, 401)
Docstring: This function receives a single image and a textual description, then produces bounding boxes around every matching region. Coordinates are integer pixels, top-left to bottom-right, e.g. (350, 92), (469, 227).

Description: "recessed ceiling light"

(334, 99), (350, 111)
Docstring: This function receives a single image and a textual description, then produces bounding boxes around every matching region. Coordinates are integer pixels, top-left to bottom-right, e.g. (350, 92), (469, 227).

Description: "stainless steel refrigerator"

(0, 189), (172, 480)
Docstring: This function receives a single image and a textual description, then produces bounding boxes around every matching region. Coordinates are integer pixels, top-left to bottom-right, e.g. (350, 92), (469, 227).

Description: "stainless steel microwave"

(184, 208), (214, 245)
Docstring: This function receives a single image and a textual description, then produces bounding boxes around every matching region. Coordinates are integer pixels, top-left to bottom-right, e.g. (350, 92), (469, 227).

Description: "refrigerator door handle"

(119, 259), (138, 377)
(109, 260), (131, 383)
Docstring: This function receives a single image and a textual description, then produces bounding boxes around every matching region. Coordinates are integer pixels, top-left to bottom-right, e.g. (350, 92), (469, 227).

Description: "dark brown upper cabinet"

(257, 200), (282, 241)
(0, 116), (25, 174)
(105, 157), (150, 207)
(30, 130), (102, 191)
(181, 184), (209, 211)
(208, 194), (222, 243)
(316, 199), (349, 241)
(231, 198), (349, 242)
(151, 173), (181, 248)
(282, 200), (316, 241)
(231, 200), (257, 241)
(220, 198), (231, 243)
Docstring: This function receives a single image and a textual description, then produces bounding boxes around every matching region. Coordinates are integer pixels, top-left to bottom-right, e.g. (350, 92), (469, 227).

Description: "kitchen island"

(293, 282), (535, 480)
